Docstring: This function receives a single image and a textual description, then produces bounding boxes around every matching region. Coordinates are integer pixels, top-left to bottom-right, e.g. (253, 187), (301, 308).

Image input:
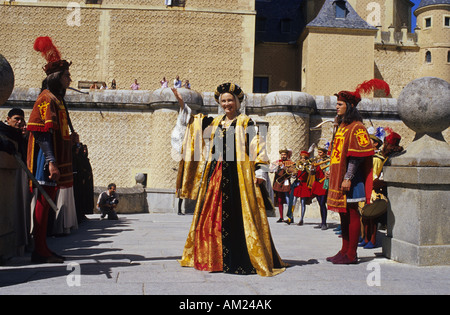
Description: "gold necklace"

(221, 116), (236, 129)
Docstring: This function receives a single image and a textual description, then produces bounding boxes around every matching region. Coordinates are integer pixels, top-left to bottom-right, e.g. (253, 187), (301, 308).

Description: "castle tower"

(300, 0), (377, 96)
(414, 0), (450, 81)
(348, 0), (414, 32)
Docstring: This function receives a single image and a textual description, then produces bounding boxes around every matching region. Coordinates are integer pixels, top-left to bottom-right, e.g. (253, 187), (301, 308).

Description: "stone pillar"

(0, 54), (14, 106)
(0, 54), (16, 263)
(382, 77), (450, 266)
(0, 152), (18, 263)
(263, 91), (316, 162)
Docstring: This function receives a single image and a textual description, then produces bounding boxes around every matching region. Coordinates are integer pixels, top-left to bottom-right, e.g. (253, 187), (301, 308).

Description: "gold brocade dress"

(178, 114), (287, 276)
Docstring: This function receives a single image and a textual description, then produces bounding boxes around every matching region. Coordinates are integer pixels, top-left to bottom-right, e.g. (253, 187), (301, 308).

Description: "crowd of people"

(270, 146), (330, 229)
(173, 78), (404, 273)
(89, 79), (116, 90)
(87, 76), (192, 91)
(0, 37), (407, 276)
(160, 75), (191, 89)
(261, 117), (404, 258)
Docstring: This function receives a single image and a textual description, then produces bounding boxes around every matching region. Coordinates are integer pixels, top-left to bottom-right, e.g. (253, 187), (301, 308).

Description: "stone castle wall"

(0, 1), (256, 93)
(4, 87), (449, 192)
(301, 29), (376, 97)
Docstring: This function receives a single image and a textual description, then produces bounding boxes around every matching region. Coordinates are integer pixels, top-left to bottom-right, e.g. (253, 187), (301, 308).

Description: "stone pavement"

(0, 213), (449, 296)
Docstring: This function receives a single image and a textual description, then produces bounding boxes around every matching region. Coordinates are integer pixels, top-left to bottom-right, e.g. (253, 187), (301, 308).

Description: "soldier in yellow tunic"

(172, 84), (287, 276)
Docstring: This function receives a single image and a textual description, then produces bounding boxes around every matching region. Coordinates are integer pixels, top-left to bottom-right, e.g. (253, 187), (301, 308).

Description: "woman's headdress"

(214, 82), (245, 104)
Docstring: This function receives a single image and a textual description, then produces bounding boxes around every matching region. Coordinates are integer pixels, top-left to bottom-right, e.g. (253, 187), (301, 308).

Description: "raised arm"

(171, 87), (184, 110)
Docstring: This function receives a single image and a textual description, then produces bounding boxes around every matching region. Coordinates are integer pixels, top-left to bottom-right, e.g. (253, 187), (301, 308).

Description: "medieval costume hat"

(214, 82), (245, 104)
(335, 79), (390, 107)
(369, 134), (383, 148)
(300, 150), (310, 157)
(375, 126), (386, 142)
(318, 141), (330, 153)
(384, 127), (401, 146)
(279, 148), (290, 154)
(34, 36), (71, 76)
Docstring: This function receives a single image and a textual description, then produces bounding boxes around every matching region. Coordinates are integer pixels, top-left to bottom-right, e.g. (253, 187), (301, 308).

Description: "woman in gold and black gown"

(172, 83), (286, 277)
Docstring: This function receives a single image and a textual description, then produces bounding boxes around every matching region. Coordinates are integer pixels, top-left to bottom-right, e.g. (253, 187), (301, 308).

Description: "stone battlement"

(6, 87), (399, 118)
(375, 26), (419, 49)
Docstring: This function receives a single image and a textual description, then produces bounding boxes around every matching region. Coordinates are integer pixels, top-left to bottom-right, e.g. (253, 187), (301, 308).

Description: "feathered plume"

(375, 127), (386, 142)
(384, 126), (394, 135)
(355, 79), (390, 98)
(33, 36), (61, 63)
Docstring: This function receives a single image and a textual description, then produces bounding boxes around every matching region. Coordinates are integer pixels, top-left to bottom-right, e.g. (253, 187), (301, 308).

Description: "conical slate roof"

(416, 0), (450, 11)
(307, 0), (376, 30)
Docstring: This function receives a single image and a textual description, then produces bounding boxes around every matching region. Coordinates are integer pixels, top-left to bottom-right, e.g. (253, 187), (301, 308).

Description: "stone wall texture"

(3, 88), (449, 190)
(0, 1), (255, 93)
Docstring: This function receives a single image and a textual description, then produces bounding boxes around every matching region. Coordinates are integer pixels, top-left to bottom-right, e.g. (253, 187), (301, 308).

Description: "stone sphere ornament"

(393, 77), (450, 166)
(135, 173), (146, 184)
(397, 77), (450, 135)
(0, 54), (15, 106)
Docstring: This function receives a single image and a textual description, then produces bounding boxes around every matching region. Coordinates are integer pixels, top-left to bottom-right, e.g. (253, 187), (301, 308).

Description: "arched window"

(447, 51), (450, 63)
(425, 51), (432, 63)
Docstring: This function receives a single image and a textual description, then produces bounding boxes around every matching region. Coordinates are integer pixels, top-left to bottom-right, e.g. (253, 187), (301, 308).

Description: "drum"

(361, 199), (388, 219)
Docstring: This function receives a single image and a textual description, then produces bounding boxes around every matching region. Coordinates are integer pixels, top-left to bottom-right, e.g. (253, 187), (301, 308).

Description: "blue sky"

(411, 0), (421, 30)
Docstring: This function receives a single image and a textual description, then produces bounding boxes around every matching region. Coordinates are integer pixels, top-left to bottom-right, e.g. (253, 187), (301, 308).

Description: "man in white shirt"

(173, 75), (182, 88)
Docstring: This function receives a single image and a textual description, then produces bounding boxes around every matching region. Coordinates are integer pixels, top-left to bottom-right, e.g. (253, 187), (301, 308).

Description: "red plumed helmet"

(335, 79), (390, 107)
(33, 36), (71, 75)
(355, 79), (390, 98)
(33, 36), (61, 63)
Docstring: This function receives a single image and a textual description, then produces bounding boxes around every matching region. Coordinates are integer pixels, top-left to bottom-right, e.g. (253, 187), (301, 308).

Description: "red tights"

(339, 204), (361, 260)
(276, 193), (285, 219)
(278, 202), (284, 219)
(33, 186), (58, 257)
(362, 218), (377, 244)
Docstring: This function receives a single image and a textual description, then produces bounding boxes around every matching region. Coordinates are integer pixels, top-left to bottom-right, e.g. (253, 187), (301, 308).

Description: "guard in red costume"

(270, 149), (295, 222)
(326, 79), (390, 264)
(27, 37), (79, 263)
(292, 151), (312, 225)
(311, 146), (330, 230)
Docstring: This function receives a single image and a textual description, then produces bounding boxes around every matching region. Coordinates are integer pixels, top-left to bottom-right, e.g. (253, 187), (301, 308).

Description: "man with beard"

(270, 148), (295, 222)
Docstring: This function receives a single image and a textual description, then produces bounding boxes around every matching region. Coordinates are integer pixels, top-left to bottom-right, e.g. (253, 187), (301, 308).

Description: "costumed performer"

(27, 36), (79, 263)
(269, 148), (295, 223)
(326, 79), (390, 264)
(311, 145), (330, 230)
(171, 90), (208, 215)
(173, 83), (287, 276)
(359, 132), (384, 248)
(291, 151), (312, 226)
